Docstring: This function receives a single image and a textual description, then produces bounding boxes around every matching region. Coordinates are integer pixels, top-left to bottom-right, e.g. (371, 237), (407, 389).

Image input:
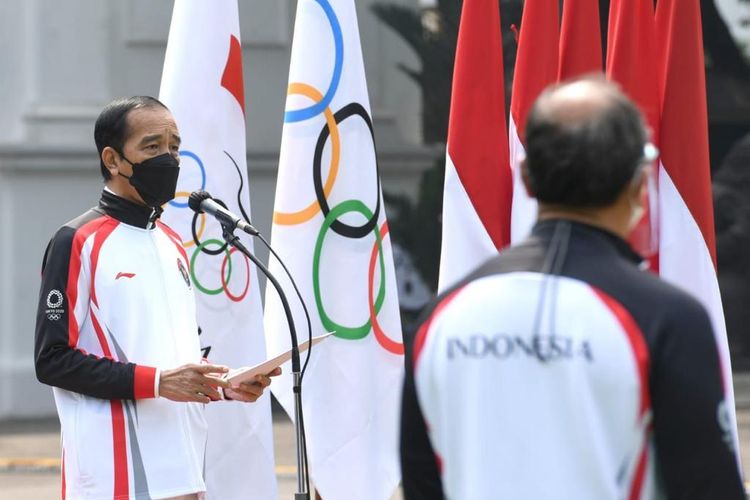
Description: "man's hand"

(158, 364), (231, 404)
(224, 367), (282, 403)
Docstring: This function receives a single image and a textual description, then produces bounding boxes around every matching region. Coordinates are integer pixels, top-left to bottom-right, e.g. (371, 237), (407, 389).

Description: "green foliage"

(384, 155), (446, 291)
(372, 1), (521, 291)
(371, 1), (461, 143)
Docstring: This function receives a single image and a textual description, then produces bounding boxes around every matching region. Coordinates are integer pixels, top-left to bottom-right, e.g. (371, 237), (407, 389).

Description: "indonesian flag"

(604, 1), (663, 492)
(655, 0), (739, 452)
(264, 0), (403, 498)
(508, 0), (560, 244)
(159, 1), (277, 498)
(437, 0), (512, 293)
(606, 0), (661, 268)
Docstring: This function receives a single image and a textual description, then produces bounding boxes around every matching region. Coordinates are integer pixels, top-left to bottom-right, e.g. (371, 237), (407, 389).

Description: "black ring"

(313, 102), (381, 239)
(192, 198), (230, 255)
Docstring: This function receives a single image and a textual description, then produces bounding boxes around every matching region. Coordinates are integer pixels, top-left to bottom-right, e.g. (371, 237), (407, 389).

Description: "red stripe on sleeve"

(592, 288), (651, 415)
(65, 217), (108, 347)
(413, 287), (466, 371)
(61, 450), (66, 499)
(89, 218), (120, 308)
(133, 365), (158, 399)
(592, 287), (652, 500)
(156, 221), (190, 265)
(89, 310), (113, 359)
(434, 452), (443, 475)
(629, 438), (650, 500)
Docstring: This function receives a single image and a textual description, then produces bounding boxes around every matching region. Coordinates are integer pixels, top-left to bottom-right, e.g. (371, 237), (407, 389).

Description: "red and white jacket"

(35, 189), (207, 500)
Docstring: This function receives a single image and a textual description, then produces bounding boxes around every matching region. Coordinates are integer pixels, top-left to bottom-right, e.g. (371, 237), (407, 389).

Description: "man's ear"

(101, 147), (121, 178)
(520, 159), (535, 198)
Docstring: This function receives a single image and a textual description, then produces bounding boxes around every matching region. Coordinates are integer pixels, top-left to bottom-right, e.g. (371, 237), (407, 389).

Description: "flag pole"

(220, 225), (311, 499)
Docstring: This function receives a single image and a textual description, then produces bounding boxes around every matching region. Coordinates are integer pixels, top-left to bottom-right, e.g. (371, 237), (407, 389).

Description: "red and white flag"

(437, 0), (512, 292)
(558, 0), (601, 80)
(655, 0), (739, 452)
(606, 0), (660, 266)
(508, 0), (560, 244)
(159, 1), (277, 497)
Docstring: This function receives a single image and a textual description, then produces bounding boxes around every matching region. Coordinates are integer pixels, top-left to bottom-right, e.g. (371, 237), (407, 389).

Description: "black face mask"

(118, 152), (180, 208)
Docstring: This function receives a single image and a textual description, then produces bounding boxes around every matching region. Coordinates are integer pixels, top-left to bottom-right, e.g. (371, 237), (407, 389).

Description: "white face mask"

(628, 195), (646, 232)
(627, 142), (660, 258)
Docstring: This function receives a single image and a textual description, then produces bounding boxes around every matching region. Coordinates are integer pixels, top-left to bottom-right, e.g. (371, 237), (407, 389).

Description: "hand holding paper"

(224, 333), (333, 386)
(224, 367), (282, 402)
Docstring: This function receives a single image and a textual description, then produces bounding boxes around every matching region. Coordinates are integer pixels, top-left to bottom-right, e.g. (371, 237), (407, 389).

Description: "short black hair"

(523, 79), (647, 208)
(94, 96), (168, 180)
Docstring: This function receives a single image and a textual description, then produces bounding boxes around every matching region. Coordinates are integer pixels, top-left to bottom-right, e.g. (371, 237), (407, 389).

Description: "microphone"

(188, 190), (259, 236)
(189, 189), (313, 497)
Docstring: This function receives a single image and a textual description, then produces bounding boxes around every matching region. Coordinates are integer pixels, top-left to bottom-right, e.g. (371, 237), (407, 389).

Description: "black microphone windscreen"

(188, 190), (212, 213)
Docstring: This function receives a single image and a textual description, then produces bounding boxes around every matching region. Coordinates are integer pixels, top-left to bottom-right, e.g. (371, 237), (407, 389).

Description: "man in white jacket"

(35, 96), (277, 500)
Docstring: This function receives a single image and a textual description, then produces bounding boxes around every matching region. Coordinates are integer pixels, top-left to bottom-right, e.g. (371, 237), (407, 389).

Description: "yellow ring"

(273, 82), (341, 225)
(173, 191), (206, 247)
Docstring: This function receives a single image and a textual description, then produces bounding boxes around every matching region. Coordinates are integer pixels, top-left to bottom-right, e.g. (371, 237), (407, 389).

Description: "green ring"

(312, 199), (386, 340)
(190, 239), (233, 295)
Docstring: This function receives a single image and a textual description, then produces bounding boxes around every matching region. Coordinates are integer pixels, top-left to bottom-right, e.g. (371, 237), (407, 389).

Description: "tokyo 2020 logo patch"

(45, 289), (64, 321)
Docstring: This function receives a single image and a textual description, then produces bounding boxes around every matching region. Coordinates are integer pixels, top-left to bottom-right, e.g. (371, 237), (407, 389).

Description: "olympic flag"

(159, 1), (277, 498)
(437, 0), (511, 292)
(264, 0), (404, 498)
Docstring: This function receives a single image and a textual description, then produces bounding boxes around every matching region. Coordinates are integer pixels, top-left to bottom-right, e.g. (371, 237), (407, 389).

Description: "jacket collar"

(532, 218), (643, 265)
(97, 189), (162, 229)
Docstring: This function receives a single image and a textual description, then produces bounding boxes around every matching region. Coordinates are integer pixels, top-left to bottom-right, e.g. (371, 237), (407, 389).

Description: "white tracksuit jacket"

(35, 190), (207, 500)
(401, 220), (744, 499)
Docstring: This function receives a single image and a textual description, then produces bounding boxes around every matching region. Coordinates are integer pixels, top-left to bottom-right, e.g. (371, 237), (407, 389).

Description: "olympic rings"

(190, 239), (233, 296)
(271, 0), (400, 353)
(313, 102), (380, 239)
(368, 222), (404, 355)
(221, 248), (251, 303)
(162, 149), (252, 302)
(273, 83), (341, 225)
(191, 198), (229, 256)
(171, 191), (206, 248)
(313, 200), (385, 340)
(169, 150), (206, 208)
(284, 0), (343, 124)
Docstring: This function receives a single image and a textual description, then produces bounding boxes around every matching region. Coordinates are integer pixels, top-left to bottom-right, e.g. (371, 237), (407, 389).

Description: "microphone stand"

(221, 224), (310, 500)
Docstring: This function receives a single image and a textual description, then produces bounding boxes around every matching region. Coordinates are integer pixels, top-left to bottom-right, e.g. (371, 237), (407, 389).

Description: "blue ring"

(284, 0), (343, 123)
(169, 150), (207, 208)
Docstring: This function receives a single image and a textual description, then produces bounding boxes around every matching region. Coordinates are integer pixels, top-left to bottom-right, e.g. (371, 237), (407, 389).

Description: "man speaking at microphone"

(34, 96), (278, 500)
(400, 78), (744, 499)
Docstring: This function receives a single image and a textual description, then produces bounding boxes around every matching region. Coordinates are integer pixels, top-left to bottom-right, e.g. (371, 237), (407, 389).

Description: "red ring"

(220, 247), (251, 302)
(368, 222), (404, 355)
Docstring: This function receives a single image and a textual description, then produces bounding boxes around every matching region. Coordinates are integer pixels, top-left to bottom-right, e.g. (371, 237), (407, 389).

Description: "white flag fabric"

(159, 2), (277, 498)
(264, 0), (403, 498)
